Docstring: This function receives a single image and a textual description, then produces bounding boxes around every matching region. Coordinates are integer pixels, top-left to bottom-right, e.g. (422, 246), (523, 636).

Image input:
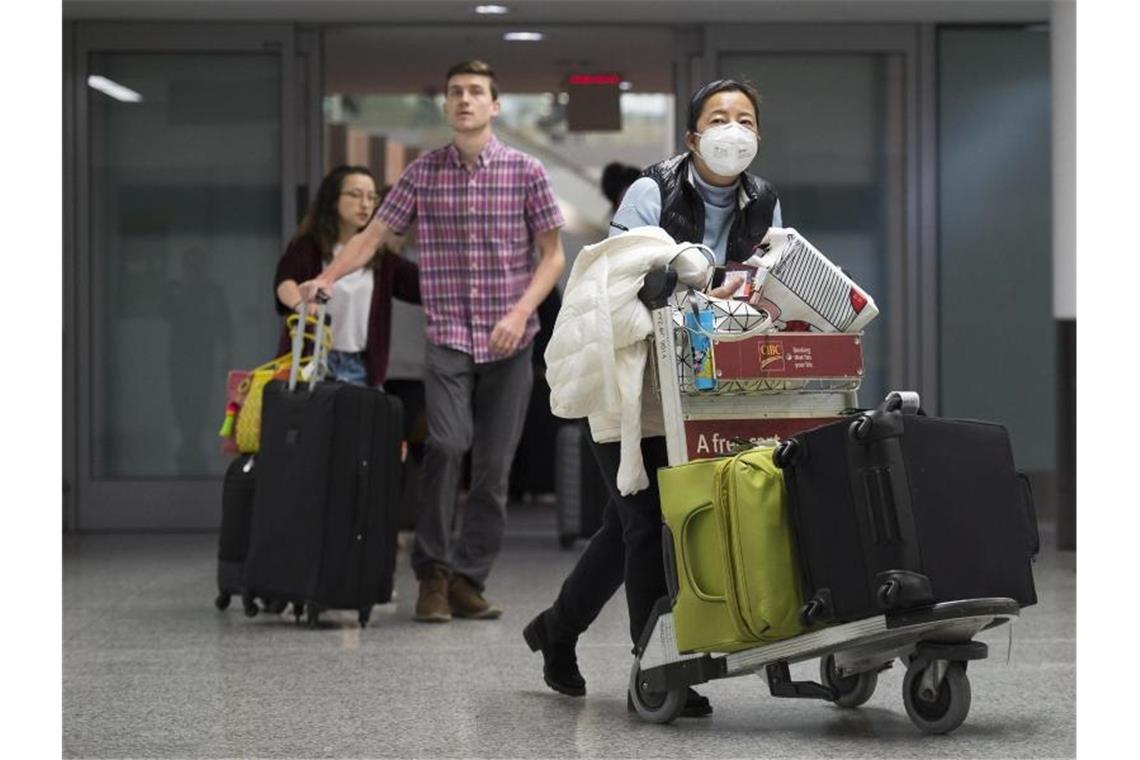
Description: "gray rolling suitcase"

(554, 421), (606, 548)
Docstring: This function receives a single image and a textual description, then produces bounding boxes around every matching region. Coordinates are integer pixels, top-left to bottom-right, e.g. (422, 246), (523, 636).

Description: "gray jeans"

(411, 341), (534, 588)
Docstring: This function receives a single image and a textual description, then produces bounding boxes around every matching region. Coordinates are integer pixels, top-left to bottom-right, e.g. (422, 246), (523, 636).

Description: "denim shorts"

(327, 350), (369, 387)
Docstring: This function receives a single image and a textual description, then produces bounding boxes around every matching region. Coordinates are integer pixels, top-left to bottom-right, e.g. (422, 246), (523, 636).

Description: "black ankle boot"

(523, 611), (586, 697)
(681, 687), (712, 717)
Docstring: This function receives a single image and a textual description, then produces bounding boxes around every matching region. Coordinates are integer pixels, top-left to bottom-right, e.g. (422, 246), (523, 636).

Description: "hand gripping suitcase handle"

(288, 295), (329, 392)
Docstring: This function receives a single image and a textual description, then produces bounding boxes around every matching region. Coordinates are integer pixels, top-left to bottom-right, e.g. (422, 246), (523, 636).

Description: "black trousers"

(547, 435), (669, 647)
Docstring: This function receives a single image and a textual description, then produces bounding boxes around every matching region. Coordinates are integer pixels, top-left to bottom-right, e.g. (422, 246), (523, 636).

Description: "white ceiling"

(63, 0), (1052, 24)
(64, 1), (1052, 96)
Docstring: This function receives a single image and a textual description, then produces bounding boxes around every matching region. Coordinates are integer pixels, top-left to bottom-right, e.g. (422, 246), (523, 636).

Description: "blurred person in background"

(600, 161), (642, 215)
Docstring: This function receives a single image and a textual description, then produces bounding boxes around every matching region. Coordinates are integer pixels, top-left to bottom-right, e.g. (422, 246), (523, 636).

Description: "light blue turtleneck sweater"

(608, 163), (783, 265)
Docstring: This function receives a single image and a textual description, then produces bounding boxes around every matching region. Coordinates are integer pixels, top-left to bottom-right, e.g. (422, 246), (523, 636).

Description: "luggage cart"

(628, 271), (1020, 735)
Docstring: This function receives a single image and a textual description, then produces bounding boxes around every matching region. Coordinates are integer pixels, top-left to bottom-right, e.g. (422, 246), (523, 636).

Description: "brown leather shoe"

(449, 575), (502, 620)
(414, 567), (451, 623)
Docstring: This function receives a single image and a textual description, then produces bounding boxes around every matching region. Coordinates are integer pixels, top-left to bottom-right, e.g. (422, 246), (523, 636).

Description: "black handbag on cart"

(243, 300), (404, 627)
(775, 391), (1039, 626)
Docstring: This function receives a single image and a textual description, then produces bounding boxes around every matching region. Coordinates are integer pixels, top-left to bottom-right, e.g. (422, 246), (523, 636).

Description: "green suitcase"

(713, 447), (806, 644)
(658, 446), (806, 653)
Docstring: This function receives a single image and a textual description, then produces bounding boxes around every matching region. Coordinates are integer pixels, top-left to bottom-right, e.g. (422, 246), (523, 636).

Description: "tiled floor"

(63, 505), (1075, 758)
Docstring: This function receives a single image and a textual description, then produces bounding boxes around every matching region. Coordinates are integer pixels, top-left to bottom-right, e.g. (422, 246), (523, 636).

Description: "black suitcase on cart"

(242, 304), (404, 628)
(774, 391), (1039, 626)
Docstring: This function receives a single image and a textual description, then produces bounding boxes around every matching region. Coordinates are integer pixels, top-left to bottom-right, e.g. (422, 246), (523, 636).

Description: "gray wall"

(938, 27), (1053, 473)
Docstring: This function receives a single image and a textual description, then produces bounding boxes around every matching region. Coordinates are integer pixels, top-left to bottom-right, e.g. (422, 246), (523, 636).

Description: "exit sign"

(567, 73), (622, 132)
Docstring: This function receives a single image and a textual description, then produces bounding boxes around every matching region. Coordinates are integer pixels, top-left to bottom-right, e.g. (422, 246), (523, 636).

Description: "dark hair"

(445, 59), (499, 100)
(601, 162), (642, 211)
(687, 79), (761, 132)
(292, 165), (384, 264)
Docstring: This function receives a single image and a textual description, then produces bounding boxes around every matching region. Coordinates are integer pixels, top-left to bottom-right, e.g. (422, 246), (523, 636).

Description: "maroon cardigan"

(274, 236), (421, 386)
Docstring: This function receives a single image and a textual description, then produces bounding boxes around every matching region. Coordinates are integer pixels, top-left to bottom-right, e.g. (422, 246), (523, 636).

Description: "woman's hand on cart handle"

(706, 272), (746, 299)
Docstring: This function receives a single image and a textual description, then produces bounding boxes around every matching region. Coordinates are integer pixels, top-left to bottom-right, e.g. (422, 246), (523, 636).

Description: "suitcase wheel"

(214, 593), (231, 612)
(800, 599), (826, 627)
(773, 439), (801, 468)
(358, 608), (371, 628)
(902, 660), (971, 734)
(878, 579), (901, 608)
(849, 416), (873, 443)
(242, 591), (259, 618)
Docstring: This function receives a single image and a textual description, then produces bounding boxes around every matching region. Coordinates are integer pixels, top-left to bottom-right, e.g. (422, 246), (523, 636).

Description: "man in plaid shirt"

(302, 60), (566, 623)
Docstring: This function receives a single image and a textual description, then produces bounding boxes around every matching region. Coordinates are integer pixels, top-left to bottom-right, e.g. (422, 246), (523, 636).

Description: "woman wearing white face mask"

(523, 80), (782, 718)
(609, 78), (783, 296)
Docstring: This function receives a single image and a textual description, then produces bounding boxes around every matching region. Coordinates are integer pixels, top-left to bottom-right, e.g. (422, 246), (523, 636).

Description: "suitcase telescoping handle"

(288, 295), (329, 392)
(880, 390), (921, 414)
(848, 391), (922, 442)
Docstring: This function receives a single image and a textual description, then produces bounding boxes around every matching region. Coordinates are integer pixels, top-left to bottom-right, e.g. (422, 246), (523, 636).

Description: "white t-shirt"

(324, 243), (374, 353)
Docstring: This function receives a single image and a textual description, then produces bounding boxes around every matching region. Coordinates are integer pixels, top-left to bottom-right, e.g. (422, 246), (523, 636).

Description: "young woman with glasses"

(273, 165), (421, 387)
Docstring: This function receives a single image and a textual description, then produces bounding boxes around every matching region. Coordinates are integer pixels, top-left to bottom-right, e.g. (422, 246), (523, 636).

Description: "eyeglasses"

(340, 190), (380, 205)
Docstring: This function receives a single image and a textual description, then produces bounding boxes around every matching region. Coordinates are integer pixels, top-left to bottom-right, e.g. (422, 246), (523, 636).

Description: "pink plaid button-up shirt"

(375, 134), (565, 364)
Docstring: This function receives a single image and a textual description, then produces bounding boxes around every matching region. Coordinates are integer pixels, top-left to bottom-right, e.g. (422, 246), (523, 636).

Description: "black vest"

(642, 154), (779, 264)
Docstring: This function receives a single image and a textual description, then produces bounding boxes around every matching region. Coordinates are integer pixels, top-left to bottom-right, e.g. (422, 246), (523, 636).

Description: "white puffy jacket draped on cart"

(544, 227), (713, 495)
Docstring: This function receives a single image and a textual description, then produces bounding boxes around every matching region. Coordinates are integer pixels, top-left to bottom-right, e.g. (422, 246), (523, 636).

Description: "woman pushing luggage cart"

(626, 269), (1037, 735)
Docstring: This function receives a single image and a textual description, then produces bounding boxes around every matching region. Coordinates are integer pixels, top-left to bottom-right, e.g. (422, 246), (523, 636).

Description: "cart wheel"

(306, 604), (320, 628)
(820, 655), (878, 708)
(848, 416), (872, 443)
(903, 661), (971, 735)
(214, 593), (231, 611)
(773, 439), (799, 469)
(627, 661), (686, 724)
(558, 533), (576, 550)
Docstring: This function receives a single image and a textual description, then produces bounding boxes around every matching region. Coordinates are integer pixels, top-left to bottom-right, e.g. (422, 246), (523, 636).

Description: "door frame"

(691, 24), (938, 406)
(67, 22), (317, 530)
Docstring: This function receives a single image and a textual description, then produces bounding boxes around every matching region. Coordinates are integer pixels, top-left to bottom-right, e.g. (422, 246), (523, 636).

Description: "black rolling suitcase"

(243, 302), (404, 628)
(214, 453), (258, 613)
(554, 421), (607, 548)
(774, 391), (1039, 626)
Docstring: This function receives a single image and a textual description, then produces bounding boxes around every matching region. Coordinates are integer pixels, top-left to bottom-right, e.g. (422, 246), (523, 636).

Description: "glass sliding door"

(71, 25), (316, 530)
(88, 52), (281, 480)
(702, 26), (925, 407)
